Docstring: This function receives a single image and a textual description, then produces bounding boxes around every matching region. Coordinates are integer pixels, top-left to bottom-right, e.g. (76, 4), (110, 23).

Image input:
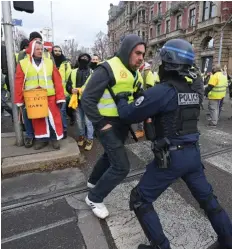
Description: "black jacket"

(81, 34), (145, 130)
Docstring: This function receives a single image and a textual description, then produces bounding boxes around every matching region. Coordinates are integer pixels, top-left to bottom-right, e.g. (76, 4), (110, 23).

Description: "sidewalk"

(1, 132), (83, 176)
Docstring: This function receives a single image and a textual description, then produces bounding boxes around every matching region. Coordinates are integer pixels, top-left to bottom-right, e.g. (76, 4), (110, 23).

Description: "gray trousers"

(208, 99), (221, 125)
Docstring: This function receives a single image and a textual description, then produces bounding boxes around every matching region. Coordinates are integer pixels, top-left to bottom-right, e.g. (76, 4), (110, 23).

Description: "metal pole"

(218, 30), (223, 65)
(50, 1), (54, 43)
(2, 1), (24, 146)
(218, 14), (232, 65)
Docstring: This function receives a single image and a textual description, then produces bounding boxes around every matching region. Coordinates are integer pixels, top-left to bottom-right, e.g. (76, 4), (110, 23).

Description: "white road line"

(105, 180), (217, 249)
(1, 217), (76, 244)
(205, 152), (232, 175)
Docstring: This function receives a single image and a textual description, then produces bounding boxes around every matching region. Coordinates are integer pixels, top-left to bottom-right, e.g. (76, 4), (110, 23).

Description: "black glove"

(133, 88), (144, 99)
(115, 92), (131, 104)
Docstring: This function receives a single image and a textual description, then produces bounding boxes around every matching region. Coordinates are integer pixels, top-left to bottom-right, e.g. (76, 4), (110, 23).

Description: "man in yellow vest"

(205, 64), (228, 126)
(52, 45), (72, 139)
(66, 53), (94, 150)
(135, 62), (156, 138)
(81, 34), (145, 219)
(14, 40), (65, 150)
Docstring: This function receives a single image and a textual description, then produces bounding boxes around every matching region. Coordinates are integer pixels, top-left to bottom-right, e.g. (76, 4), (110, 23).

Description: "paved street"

(1, 97), (232, 249)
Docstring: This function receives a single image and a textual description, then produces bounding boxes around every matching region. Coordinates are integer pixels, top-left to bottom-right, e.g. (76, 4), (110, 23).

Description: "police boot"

(138, 244), (171, 249)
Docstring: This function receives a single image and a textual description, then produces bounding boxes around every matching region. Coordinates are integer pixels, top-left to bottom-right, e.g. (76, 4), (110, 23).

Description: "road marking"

(205, 152), (232, 175)
(105, 180), (217, 249)
(1, 217), (76, 244)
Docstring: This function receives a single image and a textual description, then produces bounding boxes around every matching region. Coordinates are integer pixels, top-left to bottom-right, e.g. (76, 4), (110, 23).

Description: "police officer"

(115, 39), (232, 249)
(81, 34), (145, 219)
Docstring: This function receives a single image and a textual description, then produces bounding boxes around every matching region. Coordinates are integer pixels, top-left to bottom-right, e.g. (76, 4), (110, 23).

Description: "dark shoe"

(138, 245), (153, 249)
(34, 141), (49, 150)
(63, 131), (67, 139)
(24, 137), (34, 148)
(51, 140), (60, 150)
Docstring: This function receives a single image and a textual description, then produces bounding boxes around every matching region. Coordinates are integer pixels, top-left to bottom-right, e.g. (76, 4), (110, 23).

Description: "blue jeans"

(22, 106), (34, 139)
(76, 105), (93, 139)
(60, 101), (67, 132)
(133, 145), (232, 248)
(88, 122), (130, 203)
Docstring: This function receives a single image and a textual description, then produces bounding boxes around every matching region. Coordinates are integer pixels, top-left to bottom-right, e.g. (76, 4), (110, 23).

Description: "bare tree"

(14, 28), (27, 52)
(92, 31), (109, 61)
(61, 39), (80, 66)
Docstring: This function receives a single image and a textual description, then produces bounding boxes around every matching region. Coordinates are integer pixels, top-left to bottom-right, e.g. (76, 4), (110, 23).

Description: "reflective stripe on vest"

(20, 57), (55, 96)
(98, 57), (139, 117)
(59, 62), (70, 95)
(208, 72), (227, 99)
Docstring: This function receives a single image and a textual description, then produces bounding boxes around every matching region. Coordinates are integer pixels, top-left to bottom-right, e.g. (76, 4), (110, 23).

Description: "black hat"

(20, 39), (29, 50)
(29, 31), (42, 42)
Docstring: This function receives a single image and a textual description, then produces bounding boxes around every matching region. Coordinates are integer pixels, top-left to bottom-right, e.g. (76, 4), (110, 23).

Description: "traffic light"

(13, 1), (34, 14)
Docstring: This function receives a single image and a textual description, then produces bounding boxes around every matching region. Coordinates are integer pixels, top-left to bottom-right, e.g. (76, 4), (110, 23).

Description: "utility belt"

(151, 138), (196, 169)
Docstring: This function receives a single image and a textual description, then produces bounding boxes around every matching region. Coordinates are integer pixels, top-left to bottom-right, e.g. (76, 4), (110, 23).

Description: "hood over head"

(77, 53), (91, 69)
(117, 34), (146, 70)
(25, 40), (44, 60)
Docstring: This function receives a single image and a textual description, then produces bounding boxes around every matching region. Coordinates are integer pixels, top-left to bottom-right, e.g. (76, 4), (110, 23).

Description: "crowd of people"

(2, 31), (102, 151)
(1, 31), (232, 249)
(1, 30), (232, 150)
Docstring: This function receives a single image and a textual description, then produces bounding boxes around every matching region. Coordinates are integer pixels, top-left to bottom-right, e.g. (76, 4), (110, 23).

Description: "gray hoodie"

(81, 35), (145, 130)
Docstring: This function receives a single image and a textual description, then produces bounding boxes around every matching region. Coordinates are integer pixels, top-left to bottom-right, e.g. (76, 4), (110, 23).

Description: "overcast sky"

(11, 0), (119, 48)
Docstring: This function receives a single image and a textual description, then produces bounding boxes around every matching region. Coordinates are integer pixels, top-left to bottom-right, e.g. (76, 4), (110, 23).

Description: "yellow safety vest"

(208, 72), (228, 100)
(144, 70), (155, 88)
(83, 57), (140, 117)
(20, 57), (55, 96)
(59, 61), (71, 96)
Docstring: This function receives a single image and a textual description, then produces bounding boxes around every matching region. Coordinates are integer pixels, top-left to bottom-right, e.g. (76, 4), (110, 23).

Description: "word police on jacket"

(178, 93), (199, 105)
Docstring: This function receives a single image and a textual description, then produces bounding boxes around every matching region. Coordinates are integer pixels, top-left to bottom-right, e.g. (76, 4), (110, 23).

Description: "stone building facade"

(107, 1), (232, 73)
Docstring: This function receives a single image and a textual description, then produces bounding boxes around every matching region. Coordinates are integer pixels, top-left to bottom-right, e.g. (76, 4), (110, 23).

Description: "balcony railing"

(149, 34), (166, 46)
(153, 13), (162, 24)
(170, 2), (185, 15)
(166, 29), (185, 39)
(197, 17), (221, 30)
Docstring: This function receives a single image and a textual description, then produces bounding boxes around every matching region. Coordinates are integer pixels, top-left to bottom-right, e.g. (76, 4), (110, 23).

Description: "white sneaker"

(85, 195), (109, 219)
(87, 182), (96, 189)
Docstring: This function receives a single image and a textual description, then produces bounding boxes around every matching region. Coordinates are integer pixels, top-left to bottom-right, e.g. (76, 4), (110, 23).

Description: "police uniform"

(116, 39), (232, 249)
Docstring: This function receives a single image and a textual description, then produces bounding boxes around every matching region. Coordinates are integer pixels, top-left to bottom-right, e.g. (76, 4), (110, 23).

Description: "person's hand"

(72, 88), (78, 94)
(101, 124), (112, 131)
(115, 92), (131, 104)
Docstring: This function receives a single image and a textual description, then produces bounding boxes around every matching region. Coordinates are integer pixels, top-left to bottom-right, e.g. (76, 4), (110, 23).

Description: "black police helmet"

(160, 39), (195, 67)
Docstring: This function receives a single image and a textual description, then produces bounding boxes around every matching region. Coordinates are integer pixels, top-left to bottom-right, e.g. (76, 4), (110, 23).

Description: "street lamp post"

(218, 14), (232, 65)
(50, 1), (54, 43)
(2, 1), (24, 146)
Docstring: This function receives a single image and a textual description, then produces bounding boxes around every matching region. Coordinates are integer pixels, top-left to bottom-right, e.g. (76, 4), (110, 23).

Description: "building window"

(176, 15), (182, 29)
(203, 1), (217, 21)
(150, 9), (154, 21)
(150, 27), (153, 39)
(138, 30), (140, 37)
(142, 31), (145, 41)
(157, 24), (161, 36)
(166, 20), (170, 33)
(158, 2), (162, 14)
(189, 8), (196, 27)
